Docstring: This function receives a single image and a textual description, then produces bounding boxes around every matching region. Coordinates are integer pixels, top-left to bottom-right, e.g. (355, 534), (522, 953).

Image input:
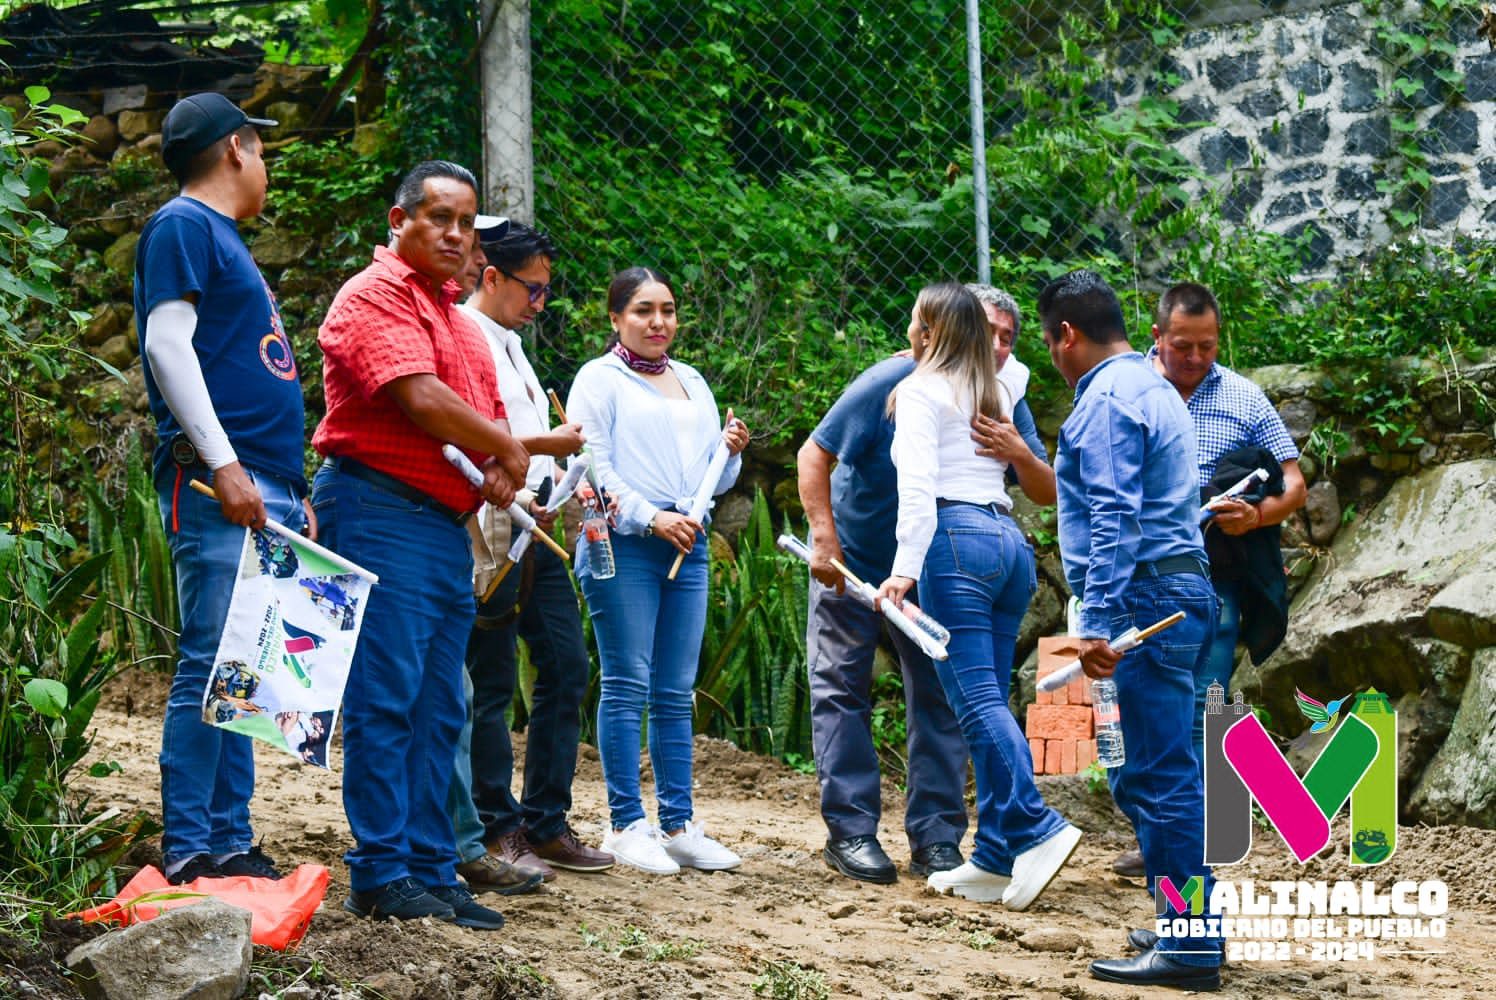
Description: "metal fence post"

(480, 0), (534, 223)
(965, 0), (990, 284)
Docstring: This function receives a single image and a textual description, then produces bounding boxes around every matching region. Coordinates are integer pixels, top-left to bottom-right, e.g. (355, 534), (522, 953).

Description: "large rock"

(81, 115), (120, 157)
(1241, 363), (1322, 400)
(264, 100), (311, 140)
(1303, 479), (1341, 545)
(102, 232), (140, 276)
(710, 492), (755, 544)
(117, 109), (165, 141)
(1233, 460), (1496, 746)
(1428, 572), (1496, 650)
(84, 303), (132, 348)
(1408, 648), (1496, 827)
(66, 898), (253, 1000)
(250, 226), (307, 270)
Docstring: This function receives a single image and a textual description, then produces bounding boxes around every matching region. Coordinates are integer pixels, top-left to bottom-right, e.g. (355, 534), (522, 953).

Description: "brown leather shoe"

(1111, 846), (1146, 878)
(529, 825), (615, 873)
(488, 828), (556, 882)
(456, 852), (545, 895)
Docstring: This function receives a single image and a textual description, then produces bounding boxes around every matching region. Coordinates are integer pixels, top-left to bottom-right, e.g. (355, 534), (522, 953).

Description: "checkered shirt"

(313, 245), (505, 513)
(1145, 347), (1299, 486)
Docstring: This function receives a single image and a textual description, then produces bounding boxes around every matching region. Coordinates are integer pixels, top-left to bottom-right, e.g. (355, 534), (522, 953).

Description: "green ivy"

(378, 0), (481, 167)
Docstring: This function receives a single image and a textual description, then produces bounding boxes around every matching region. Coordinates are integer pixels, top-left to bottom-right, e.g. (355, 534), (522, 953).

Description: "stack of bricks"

(1026, 636), (1097, 775)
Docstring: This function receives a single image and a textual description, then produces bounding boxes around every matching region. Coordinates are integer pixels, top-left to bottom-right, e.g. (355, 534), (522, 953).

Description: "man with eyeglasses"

(446, 219), (617, 884)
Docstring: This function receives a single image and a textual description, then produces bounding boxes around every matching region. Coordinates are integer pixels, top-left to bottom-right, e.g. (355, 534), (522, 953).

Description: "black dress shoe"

(908, 841), (963, 877)
(823, 835), (897, 884)
(1128, 927), (1159, 951)
(1090, 949), (1221, 991)
(1129, 928), (1228, 965)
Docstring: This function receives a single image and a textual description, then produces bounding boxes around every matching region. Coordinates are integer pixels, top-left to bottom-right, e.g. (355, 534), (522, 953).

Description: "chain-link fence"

(518, 0), (1496, 441)
(5, 0), (1493, 444)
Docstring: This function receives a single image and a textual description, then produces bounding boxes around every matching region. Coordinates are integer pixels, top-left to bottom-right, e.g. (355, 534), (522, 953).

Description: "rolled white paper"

(1200, 467), (1269, 516)
(1036, 626), (1143, 692)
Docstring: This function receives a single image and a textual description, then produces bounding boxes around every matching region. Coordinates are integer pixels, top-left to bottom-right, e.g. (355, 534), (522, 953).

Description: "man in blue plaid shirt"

(1148, 281), (1306, 751)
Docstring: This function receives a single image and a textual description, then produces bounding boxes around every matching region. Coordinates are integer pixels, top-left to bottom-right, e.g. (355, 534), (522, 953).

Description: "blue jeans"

(917, 504), (1067, 876)
(1192, 576), (1241, 763)
(1104, 569), (1222, 968)
(449, 667), (487, 863)
(156, 465), (305, 868)
(806, 578), (968, 849)
(312, 465), (473, 892)
(471, 540), (591, 842)
(579, 531), (707, 832)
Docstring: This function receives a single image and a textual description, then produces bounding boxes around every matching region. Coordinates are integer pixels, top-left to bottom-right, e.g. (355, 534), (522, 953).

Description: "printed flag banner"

(203, 526), (375, 767)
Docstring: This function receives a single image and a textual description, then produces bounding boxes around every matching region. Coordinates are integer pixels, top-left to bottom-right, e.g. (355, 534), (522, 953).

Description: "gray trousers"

(807, 577), (969, 850)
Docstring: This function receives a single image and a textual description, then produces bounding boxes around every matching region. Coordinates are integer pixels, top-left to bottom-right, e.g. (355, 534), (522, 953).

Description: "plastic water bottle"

(580, 489), (615, 580)
(1092, 678), (1126, 768)
(903, 603), (952, 645)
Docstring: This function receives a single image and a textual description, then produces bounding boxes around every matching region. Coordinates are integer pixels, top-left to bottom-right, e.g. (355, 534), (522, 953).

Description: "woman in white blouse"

(566, 267), (750, 875)
(876, 283), (1079, 910)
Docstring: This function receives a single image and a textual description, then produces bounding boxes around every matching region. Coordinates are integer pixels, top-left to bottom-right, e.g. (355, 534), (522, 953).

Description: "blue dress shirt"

(1055, 352), (1207, 639)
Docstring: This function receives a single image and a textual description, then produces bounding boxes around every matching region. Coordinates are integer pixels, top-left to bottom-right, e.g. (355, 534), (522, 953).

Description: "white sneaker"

(660, 820), (741, 871)
(926, 861), (1011, 902)
(602, 819), (679, 875)
(1003, 823), (1082, 912)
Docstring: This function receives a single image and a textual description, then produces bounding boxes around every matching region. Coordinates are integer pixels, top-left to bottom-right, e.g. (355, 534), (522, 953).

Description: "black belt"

(1133, 555), (1209, 580)
(326, 456), (472, 525)
(936, 498), (1010, 517)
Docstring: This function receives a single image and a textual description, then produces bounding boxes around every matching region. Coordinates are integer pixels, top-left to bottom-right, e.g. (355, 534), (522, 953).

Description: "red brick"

(1060, 739), (1078, 774)
(1044, 740), (1063, 775)
(1051, 683), (1068, 706)
(1069, 675), (1091, 706)
(1077, 739), (1096, 769)
(1026, 704), (1094, 740)
(1033, 685), (1053, 706)
(1029, 738), (1045, 774)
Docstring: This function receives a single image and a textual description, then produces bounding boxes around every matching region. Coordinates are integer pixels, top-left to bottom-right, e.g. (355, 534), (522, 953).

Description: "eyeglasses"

(497, 267), (552, 304)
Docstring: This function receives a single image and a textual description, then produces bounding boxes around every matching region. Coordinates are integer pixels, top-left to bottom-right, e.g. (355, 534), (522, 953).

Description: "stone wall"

(1109, 1), (1496, 269)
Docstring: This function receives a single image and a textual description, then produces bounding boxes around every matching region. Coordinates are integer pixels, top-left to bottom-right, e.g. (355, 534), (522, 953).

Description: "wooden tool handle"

(547, 389), (568, 424)
(480, 558), (517, 603)
(1135, 610), (1186, 642)
(828, 556), (868, 590)
(531, 525), (571, 562)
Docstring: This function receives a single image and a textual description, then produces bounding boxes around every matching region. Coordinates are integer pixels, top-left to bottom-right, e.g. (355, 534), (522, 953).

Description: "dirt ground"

(44, 668), (1496, 999)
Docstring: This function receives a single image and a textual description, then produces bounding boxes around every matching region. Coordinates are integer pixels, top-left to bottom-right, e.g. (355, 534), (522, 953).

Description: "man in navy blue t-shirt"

(134, 93), (309, 885)
(796, 286), (1052, 885)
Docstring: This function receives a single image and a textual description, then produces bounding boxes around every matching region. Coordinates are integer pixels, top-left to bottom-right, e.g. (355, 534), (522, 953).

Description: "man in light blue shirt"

(1039, 270), (1222, 991)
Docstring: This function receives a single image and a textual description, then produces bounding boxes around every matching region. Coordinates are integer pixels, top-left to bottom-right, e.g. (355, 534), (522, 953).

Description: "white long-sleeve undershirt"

(143, 299), (238, 469)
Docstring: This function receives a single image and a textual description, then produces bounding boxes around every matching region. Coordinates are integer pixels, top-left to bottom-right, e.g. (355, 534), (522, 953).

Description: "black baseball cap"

(162, 93), (276, 172)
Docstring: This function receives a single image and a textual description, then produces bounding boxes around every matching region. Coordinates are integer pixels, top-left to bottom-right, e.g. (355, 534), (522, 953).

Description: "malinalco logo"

(1203, 684), (1397, 867)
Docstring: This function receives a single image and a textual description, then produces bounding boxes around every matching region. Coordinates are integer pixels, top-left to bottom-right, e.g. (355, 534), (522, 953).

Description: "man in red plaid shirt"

(310, 160), (529, 931)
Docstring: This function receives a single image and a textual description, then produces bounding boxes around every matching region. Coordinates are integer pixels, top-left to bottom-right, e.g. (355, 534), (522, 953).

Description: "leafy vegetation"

(82, 439), (179, 670)
(0, 88), (150, 931)
(752, 959), (831, 1000)
(695, 491), (812, 759)
(580, 921), (705, 962)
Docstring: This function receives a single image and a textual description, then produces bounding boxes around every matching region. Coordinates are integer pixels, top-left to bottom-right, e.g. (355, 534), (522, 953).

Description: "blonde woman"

(877, 283), (1079, 911)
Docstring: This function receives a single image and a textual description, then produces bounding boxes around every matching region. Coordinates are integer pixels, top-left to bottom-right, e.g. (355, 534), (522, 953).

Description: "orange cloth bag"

(73, 863), (329, 951)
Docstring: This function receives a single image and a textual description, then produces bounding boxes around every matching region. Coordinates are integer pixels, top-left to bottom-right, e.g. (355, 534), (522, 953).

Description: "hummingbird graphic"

(1295, 689), (1351, 733)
